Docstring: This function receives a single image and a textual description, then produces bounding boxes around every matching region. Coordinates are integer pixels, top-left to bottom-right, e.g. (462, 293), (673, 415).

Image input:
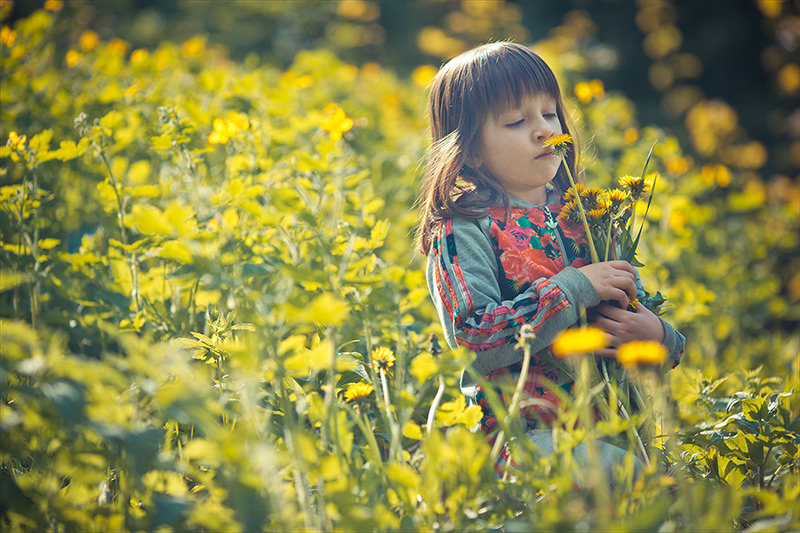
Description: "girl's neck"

(507, 185), (553, 207)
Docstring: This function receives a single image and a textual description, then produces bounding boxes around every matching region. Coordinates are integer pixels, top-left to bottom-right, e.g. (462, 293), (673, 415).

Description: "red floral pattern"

(487, 203), (587, 295)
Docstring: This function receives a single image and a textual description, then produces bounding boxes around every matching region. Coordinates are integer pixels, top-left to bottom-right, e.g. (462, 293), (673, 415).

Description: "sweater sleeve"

(634, 268), (685, 369)
(426, 217), (601, 376)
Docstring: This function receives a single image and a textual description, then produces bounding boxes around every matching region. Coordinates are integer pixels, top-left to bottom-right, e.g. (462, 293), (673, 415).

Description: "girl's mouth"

(536, 150), (555, 159)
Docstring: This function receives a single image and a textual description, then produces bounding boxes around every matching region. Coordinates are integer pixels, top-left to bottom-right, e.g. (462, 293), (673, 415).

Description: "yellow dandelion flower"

(130, 48), (149, 66)
(543, 133), (573, 157)
(551, 327), (608, 358)
(43, 0), (63, 10)
(344, 382), (374, 402)
(79, 30), (99, 52)
(586, 206), (609, 224)
(0, 26), (15, 47)
(623, 128), (639, 144)
(618, 175), (652, 197)
(579, 187), (605, 203)
(65, 49), (81, 67)
(616, 340), (667, 368)
(181, 37), (205, 58)
(371, 346), (396, 371)
(626, 297), (642, 312)
(608, 188), (629, 206)
(618, 175), (641, 190)
(572, 187), (607, 214)
(558, 200), (582, 227)
(108, 38), (129, 57)
(412, 64), (438, 88)
(574, 82), (593, 104)
(320, 103), (354, 141)
(589, 79), (605, 99)
(562, 183), (585, 203)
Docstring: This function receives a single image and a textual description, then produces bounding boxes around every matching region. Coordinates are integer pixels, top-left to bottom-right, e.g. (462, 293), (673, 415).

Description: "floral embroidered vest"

(476, 201), (589, 431)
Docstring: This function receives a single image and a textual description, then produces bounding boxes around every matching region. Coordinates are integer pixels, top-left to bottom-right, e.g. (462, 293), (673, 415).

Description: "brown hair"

(415, 41), (580, 255)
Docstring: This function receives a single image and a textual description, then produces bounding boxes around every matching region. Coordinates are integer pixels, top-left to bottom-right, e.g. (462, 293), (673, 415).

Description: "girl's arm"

(427, 217), (602, 376)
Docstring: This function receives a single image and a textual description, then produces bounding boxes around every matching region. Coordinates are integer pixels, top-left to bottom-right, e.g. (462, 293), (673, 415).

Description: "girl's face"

(475, 92), (562, 205)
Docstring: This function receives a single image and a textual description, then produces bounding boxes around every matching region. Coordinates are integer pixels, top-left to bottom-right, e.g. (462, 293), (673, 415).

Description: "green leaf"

(51, 138), (89, 161)
(190, 331), (214, 346)
(0, 271), (32, 292)
(748, 439), (765, 465)
(151, 134), (173, 151)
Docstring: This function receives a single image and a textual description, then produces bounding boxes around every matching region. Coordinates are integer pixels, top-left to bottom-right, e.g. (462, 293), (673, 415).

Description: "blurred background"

(6, 0), (799, 182)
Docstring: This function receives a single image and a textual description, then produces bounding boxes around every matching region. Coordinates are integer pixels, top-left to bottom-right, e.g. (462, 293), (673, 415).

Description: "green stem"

(603, 217), (613, 262)
(98, 145), (140, 312)
(602, 362), (651, 467)
(426, 375), (446, 433)
(379, 368), (398, 460)
(562, 161), (599, 263)
(490, 341), (533, 467)
(350, 405), (382, 465)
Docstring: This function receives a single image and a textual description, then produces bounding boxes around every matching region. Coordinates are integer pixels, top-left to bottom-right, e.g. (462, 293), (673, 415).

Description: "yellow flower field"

(1, 5), (798, 532)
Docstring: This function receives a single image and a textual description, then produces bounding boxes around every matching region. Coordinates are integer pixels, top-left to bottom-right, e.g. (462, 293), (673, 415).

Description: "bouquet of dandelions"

(546, 133), (664, 311)
(543, 133), (666, 464)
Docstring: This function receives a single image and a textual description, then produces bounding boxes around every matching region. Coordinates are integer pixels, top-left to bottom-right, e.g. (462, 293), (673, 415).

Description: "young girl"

(417, 42), (685, 476)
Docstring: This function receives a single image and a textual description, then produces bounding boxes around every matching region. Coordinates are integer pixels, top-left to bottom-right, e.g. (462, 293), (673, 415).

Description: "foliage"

(1, 7), (798, 532)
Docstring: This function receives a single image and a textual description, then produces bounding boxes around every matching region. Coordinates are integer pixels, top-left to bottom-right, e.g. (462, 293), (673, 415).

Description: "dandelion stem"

(426, 375), (446, 433)
(601, 361), (650, 467)
(490, 339), (533, 467)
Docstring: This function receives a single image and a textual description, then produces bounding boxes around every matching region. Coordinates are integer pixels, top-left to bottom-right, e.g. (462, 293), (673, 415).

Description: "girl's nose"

(533, 126), (556, 142)
(533, 120), (556, 142)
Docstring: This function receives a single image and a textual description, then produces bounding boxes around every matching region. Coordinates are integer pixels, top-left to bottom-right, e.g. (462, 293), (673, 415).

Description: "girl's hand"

(577, 261), (638, 309)
(589, 302), (665, 357)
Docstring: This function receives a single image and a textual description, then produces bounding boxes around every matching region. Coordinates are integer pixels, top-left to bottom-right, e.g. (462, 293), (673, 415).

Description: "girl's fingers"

(612, 289), (629, 309)
(614, 275), (637, 301)
(593, 316), (620, 331)
(594, 348), (617, 358)
(609, 260), (637, 276)
(597, 303), (628, 319)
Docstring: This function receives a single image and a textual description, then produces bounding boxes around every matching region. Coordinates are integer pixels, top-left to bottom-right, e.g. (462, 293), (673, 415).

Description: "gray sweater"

(425, 187), (685, 395)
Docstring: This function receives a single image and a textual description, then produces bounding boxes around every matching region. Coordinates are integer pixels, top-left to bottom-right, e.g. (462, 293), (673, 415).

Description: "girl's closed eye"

(506, 119), (525, 128)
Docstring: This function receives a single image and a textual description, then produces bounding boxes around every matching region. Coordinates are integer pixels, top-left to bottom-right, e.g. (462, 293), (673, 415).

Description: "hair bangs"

(469, 43), (562, 121)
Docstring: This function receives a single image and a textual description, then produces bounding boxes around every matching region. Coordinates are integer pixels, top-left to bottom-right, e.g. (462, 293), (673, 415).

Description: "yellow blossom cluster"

(7, 131), (26, 152)
(574, 79), (605, 104)
(208, 113), (250, 145)
(0, 26), (15, 47)
(320, 103), (354, 141)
